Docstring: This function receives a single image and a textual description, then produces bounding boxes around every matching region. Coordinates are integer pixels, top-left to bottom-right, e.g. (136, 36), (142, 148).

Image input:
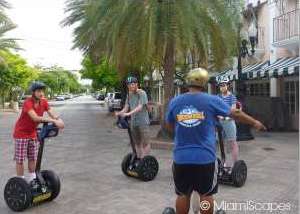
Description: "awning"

(215, 69), (236, 83)
(260, 57), (300, 78)
(215, 61), (269, 82)
(243, 61), (269, 79)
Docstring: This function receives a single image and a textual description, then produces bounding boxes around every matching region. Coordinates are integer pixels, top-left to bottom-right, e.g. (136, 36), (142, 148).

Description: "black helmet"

(126, 76), (138, 84)
(29, 81), (46, 93)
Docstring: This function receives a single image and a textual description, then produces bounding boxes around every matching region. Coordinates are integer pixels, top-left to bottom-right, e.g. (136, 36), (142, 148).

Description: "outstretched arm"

(230, 109), (266, 131)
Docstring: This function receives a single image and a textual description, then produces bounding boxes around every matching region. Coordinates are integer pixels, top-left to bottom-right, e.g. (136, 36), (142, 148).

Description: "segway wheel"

(138, 155), (159, 182)
(121, 153), (134, 176)
(4, 177), (32, 211)
(41, 170), (61, 201)
(217, 158), (223, 174)
(162, 207), (176, 214)
(231, 160), (247, 187)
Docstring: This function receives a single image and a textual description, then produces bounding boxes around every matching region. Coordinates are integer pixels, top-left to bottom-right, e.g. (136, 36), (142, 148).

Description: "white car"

(105, 93), (113, 103)
(55, 95), (65, 101)
(107, 92), (122, 112)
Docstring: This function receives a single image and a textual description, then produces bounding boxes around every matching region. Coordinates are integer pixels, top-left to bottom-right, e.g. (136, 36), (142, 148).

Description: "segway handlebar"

(37, 123), (59, 141)
(116, 116), (130, 129)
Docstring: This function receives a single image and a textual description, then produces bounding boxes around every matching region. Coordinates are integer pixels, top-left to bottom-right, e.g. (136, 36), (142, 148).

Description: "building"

(212, 0), (299, 131)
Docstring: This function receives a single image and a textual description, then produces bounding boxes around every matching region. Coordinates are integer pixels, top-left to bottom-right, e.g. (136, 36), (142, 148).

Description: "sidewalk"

(149, 124), (174, 150)
(148, 124), (299, 213)
(0, 108), (18, 113)
(148, 124), (299, 150)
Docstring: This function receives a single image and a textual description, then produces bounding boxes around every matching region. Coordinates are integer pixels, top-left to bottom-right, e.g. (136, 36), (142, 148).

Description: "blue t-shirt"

(166, 92), (231, 164)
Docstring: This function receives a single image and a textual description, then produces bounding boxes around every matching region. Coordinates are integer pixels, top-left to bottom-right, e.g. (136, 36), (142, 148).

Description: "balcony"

(273, 9), (300, 49)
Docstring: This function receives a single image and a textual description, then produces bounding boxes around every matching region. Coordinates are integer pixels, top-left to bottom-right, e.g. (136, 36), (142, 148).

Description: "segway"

(117, 116), (159, 181)
(4, 123), (61, 211)
(216, 123), (247, 187)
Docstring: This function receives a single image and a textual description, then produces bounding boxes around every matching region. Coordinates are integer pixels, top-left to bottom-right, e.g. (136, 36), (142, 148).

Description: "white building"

(213, 0), (299, 130)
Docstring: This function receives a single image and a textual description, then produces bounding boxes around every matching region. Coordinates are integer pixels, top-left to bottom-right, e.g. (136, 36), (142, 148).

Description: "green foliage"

(0, 51), (38, 104)
(37, 66), (82, 97)
(0, 52), (83, 106)
(0, 51), (38, 88)
(62, 0), (240, 71)
(80, 56), (120, 91)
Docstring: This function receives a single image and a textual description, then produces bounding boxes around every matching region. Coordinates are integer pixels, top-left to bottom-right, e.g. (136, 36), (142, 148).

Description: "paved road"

(0, 96), (298, 214)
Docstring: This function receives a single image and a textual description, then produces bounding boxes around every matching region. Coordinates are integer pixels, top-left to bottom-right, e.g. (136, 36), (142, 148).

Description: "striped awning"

(214, 57), (299, 82)
(215, 61), (269, 82)
(243, 61), (270, 79)
(215, 69), (236, 83)
(259, 57), (300, 78)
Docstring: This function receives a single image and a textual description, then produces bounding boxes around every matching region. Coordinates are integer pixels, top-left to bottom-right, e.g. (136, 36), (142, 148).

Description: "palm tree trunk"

(157, 40), (175, 139)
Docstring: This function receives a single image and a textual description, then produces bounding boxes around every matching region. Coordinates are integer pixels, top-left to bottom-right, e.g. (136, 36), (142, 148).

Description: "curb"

(0, 109), (18, 113)
(150, 139), (173, 150)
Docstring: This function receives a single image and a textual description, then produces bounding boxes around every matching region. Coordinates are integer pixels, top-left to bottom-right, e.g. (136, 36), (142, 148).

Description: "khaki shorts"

(131, 126), (150, 145)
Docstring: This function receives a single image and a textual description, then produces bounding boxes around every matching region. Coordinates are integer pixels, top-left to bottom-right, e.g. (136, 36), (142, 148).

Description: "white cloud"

(6, 0), (83, 70)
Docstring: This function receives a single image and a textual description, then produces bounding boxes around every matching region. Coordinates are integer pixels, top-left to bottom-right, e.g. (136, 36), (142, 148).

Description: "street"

(0, 96), (298, 214)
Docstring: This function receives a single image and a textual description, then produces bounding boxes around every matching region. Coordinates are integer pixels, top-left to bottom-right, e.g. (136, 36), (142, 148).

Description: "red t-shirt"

(13, 97), (50, 139)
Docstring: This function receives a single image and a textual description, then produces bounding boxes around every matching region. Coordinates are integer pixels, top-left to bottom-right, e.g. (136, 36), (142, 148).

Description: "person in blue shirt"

(165, 68), (266, 214)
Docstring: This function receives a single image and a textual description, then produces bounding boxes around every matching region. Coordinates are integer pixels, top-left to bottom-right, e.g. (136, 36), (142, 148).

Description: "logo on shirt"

(176, 105), (205, 127)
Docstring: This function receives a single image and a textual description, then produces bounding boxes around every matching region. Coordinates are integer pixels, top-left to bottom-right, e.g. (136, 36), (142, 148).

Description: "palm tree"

(0, 0), (20, 107)
(62, 0), (240, 134)
(0, 0), (19, 52)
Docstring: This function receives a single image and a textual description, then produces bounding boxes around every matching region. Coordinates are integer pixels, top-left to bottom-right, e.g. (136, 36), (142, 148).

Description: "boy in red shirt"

(13, 81), (64, 185)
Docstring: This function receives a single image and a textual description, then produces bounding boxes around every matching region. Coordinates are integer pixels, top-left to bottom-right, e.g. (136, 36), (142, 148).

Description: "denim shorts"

(220, 119), (237, 141)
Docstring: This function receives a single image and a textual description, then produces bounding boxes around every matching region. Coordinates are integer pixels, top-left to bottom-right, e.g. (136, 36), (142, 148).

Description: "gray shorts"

(220, 120), (237, 141)
(131, 126), (150, 145)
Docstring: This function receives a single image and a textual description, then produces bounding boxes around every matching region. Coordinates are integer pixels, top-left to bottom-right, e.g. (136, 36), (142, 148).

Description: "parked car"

(55, 95), (65, 101)
(105, 93), (113, 103)
(63, 94), (73, 100)
(107, 92), (122, 112)
(97, 94), (105, 101)
(18, 95), (30, 107)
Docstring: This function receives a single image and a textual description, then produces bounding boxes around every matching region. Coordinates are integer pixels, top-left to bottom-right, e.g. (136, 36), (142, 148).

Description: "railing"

(273, 9), (300, 43)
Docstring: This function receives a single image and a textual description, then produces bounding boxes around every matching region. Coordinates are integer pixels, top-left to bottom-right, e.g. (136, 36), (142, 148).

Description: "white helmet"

(218, 77), (230, 85)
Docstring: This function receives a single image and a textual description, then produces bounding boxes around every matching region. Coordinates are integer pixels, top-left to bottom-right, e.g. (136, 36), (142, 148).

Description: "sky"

(6, 0), (83, 71)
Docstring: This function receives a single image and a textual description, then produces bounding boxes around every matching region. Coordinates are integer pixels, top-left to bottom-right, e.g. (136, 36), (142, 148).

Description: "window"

(284, 80), (299, 115)
(246, 82), (270, 97)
